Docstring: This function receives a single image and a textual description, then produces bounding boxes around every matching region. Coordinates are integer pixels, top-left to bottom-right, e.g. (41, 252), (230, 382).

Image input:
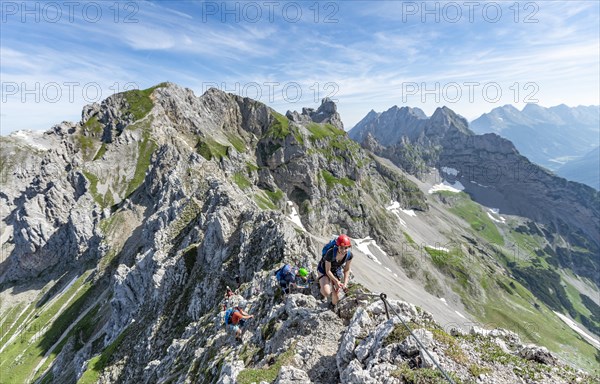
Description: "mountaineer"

(222, 286), (234, 310)
(317, 234), (353, 309)
(275, 264), (309, 294)
(224, 302), (254, 341)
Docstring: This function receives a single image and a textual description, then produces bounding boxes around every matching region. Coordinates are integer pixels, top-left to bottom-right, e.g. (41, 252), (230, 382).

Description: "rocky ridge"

(0, 83), (597, 383)
(0, 83), (421, 383)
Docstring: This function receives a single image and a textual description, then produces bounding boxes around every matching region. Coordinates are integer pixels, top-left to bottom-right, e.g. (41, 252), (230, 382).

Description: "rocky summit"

(0, 83), (598, 384)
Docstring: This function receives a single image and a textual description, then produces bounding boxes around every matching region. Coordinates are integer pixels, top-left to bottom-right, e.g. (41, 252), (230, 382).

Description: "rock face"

(0, 83), (428, 383)
(0, 125), (103, 282)
(349, 105), (600, 284)
(286, 97), (344, 129)
(0, 84), (425, 285)
(349, 106), (428, 145)
(0, 83), (596, 384)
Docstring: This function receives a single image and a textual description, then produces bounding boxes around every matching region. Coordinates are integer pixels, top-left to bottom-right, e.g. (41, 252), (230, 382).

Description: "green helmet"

(298, 268), (308, 277)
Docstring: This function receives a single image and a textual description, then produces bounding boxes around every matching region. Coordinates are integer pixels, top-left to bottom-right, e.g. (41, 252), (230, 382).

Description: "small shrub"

(233, 172), (252, 190)
(469, 364), (492, 377)
(266, 111), (290, 139)
(237, 342), (296, 384)
(196, 138), (228, 161)
(321, 170), (354, 189)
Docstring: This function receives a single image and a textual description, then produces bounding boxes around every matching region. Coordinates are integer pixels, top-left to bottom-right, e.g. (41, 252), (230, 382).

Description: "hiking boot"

(328, 302), (336, 311)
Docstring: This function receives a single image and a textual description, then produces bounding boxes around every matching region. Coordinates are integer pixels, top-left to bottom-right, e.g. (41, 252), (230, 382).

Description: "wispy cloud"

(1, 0), (598, 133)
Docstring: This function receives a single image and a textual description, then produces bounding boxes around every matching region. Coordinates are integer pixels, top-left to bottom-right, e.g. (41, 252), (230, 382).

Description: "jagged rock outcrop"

(286, 97), (344, 130)
(336, 300), (589, 384)
(0, 83), (431, 384)
(349, 106), (428, 144)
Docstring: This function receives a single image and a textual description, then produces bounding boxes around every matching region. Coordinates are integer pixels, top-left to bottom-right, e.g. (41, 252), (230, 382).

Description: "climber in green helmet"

(275, 265), (310, 294)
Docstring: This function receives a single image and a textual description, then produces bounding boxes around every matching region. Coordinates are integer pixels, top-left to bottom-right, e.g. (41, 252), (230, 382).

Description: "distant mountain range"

(470, 104), (599, 189)
(557, 146), (600, 190)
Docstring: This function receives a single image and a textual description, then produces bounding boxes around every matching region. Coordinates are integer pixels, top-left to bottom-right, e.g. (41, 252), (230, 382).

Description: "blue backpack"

(322, 239), (337, 256)
(275, 264), (293, 283)
(322, 238), (350, 258)
(224, 308), (238, 326)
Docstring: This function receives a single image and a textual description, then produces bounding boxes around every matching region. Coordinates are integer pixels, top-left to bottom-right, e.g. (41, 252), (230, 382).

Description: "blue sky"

(1, 0), (599, 134)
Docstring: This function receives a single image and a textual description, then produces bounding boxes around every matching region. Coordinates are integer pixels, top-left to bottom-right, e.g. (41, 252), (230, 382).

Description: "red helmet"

(336, 234), (351, 247)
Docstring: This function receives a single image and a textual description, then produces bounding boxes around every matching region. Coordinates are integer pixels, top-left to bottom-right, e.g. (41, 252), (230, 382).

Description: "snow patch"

(428, 181), (464, 194)
(355, 237), (384, 265)
(455, 310), (467, 320)
(486, 209), (506, 224)
(385, 267), (392, 273)
(486, 212), (501, 223)
(469, 180), (489, 188)
(385, 201), (407, 227)
(286, 201), (305, 231)
(428, 245), (450, 252)
(10, 130), (51, 151)
(386, 201), (401, 210)
(439, 298), (448, 306)
(441, 167), (458, 176)
(401, 209), (416, 217)
(554, 311), (600, 349)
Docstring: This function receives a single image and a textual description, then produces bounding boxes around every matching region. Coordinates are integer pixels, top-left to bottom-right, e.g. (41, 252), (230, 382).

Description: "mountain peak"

(316, 97), (338, 116)
(384, 105), (428, 119)
(428, 106), (472, 135)
(522, 102), (544, 111)
(496, 104), (521, 113)
(365, 109), (379, 119)
(288, 97), (344, 130)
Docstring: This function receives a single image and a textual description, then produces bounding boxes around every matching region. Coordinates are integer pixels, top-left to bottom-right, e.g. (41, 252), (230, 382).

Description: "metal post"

(380, 293), (390, 320)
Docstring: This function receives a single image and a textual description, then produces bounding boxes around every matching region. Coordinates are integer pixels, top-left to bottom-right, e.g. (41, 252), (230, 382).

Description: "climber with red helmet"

(317, 234), (353, 309)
